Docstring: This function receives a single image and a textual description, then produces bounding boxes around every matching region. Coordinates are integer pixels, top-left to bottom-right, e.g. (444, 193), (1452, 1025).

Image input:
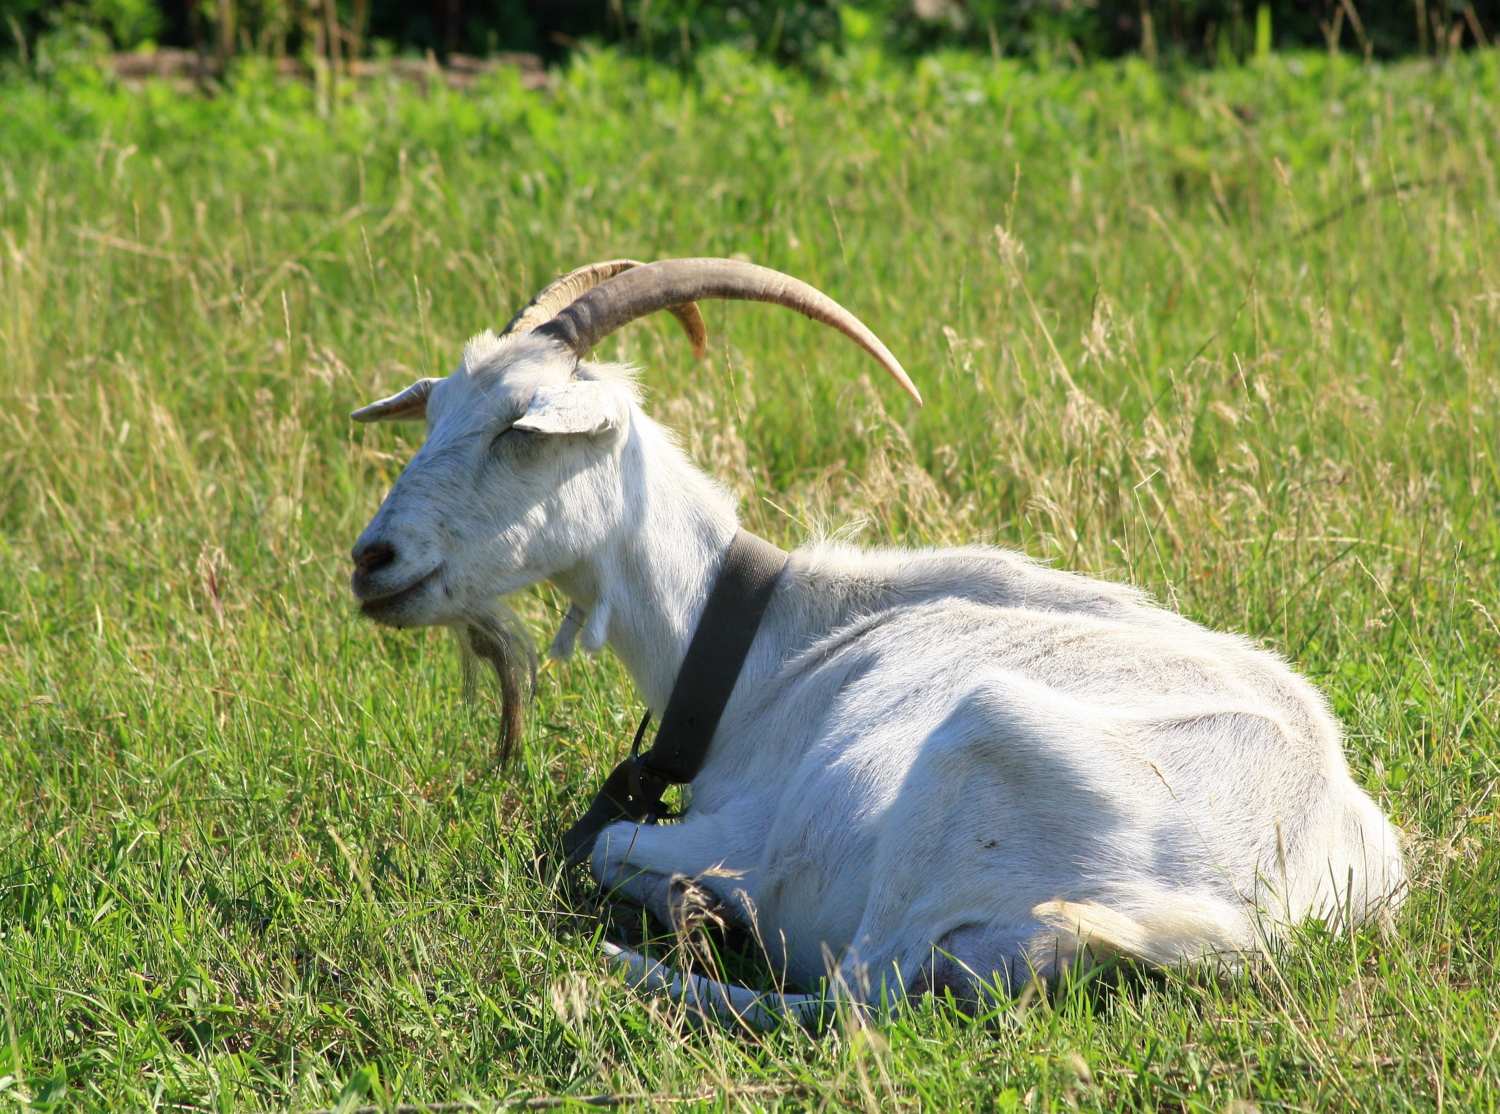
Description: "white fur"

(351, 329), (1406, 1022)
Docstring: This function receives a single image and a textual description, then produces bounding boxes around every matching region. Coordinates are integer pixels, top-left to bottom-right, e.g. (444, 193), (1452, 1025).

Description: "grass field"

(1, 44), (1498, 1112)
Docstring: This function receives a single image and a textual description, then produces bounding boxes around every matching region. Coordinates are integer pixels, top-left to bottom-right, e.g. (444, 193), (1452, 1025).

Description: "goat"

(348, 258), (1405, 1026)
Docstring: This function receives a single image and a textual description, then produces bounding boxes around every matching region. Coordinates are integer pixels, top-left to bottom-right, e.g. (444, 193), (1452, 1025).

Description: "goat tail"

(601, 942), (831, 1030)
(1030, 895), (1258, 972)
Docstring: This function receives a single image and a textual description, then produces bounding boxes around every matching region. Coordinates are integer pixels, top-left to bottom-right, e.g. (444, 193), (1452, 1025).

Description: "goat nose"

(353, 540), (397, 575)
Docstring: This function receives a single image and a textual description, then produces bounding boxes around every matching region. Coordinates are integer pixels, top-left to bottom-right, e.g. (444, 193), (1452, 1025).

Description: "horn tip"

(888, 366), (923, 407)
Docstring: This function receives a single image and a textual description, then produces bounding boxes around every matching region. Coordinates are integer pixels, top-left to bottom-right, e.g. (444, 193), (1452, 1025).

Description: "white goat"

(349, 258), (1404, 1026)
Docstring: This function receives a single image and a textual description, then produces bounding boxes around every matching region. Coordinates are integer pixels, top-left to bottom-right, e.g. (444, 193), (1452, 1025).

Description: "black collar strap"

(561, 529), (788, 867)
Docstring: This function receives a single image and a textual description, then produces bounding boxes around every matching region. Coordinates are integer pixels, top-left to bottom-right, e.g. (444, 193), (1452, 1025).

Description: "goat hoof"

(667, 874), (730, 936)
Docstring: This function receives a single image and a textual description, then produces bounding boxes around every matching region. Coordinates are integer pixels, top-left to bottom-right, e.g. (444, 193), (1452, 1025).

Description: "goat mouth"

(357, 566), (443, 621)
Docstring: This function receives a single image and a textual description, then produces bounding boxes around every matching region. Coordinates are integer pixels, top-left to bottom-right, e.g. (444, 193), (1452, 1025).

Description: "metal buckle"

(627, 755), (674, 821)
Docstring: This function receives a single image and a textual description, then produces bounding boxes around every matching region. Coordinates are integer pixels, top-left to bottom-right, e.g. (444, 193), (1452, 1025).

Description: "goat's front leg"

(598, 864), (733, 938)
(592, 820), (740, 936)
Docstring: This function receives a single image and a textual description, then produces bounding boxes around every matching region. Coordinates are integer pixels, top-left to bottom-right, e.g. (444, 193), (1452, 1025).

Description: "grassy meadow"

(1, 45), (1499, 1111)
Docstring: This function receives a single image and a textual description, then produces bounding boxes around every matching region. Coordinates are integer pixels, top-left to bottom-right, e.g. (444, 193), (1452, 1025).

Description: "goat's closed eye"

(490, 425), (539, 455)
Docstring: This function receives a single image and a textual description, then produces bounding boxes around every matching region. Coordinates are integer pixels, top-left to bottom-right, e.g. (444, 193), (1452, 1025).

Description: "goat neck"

(548, 411), (740, 714)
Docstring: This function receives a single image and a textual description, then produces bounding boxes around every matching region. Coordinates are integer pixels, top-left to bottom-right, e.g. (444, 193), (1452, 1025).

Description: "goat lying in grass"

(348, 258), (1405, 1026)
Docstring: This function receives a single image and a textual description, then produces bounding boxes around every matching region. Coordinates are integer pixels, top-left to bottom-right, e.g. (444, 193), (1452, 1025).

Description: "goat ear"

(350, 378), (438, 423)
(512, 381), (624, 436)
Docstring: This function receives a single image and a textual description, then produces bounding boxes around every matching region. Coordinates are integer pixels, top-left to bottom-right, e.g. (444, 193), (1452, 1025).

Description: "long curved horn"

(531, 258), (921, 406)
(502, 259), (707, 359)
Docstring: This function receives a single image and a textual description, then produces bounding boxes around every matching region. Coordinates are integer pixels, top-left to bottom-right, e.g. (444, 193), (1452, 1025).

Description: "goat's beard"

(453, 600), (537, 768)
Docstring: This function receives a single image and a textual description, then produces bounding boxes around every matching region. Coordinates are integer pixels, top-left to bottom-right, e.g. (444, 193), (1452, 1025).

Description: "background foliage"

(2, 0), (1498, 67)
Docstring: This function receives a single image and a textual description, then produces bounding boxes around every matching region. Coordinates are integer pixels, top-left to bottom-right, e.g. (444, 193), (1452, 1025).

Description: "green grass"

(1, 44), (1498, 1112)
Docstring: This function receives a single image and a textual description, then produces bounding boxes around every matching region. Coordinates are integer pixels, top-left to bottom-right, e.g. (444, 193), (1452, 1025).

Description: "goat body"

(594, 541), (1402, 1005)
